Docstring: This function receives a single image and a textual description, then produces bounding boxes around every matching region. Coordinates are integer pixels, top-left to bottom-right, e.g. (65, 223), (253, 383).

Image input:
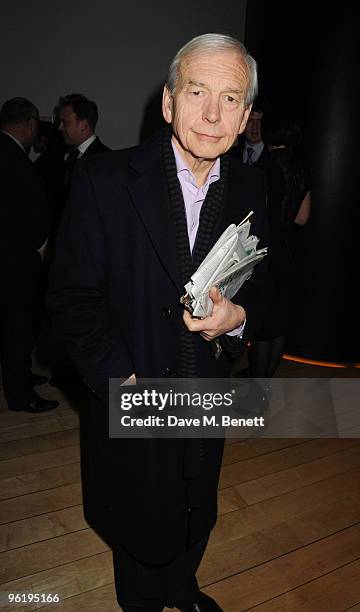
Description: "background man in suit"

(48, 94), (111, 389)
(0, 97), (59, 412)
(230, 102), (270, 170)
(57, 93), (110, 175)
(242, 107), (265, 164)
(47, 34), (269, 611)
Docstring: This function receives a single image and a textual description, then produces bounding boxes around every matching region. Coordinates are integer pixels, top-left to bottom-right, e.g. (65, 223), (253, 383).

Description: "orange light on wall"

(283, 354), (350, 369)
(247, 341), (359, 368)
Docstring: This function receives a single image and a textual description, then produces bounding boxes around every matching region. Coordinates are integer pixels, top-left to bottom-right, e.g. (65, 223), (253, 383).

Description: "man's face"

(58, 105), (86, 145)
(162, 49), (252, 166)
(244, 110), (263, 144)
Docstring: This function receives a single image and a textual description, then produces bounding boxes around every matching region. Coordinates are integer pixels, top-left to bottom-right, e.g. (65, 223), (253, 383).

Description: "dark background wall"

(245, 0), (360, 362)
(0, 0), (246, 149)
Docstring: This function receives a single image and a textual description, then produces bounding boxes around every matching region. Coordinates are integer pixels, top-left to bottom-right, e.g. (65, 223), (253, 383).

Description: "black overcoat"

(47, 130), (269, 564)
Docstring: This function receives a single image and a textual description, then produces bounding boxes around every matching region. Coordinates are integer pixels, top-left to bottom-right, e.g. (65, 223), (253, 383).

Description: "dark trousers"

(0, 255), (41, 408)
(112, 534), (208, 608)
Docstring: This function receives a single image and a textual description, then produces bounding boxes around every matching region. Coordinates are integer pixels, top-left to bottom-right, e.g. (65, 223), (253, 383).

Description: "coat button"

(162, 307), (172, 319)
(161, 367), (171, 377)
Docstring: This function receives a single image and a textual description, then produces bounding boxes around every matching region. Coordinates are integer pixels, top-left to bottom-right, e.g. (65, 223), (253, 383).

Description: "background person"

(48, 94), (111, 389)
(57, 93), (110, 193)
(0, 97), (58, 413)
(230, 100), (270, 170)
(249, 110), (311, 378)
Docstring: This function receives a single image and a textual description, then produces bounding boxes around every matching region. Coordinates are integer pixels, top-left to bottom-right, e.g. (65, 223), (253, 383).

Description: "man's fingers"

(183, 309), (207, 331)
(209, 286), (222, 304)
(200, 332), (213, 341)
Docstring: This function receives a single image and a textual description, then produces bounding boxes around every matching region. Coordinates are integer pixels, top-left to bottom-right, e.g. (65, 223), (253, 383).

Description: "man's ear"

(28, 117), (38, 134)
(79, 118), (89, 134)
(238, 104), (253, 135)
(162, 85), (173, 124)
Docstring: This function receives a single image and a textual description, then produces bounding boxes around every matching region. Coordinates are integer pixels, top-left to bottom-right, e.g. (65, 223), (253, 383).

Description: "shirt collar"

(171, 139), (220, 188)
(245, 140), (264, 156)
(1, 130), (26, 153)
(78, 134), (97, 155)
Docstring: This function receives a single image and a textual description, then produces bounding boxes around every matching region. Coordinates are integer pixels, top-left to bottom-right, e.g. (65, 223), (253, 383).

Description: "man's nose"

(203, 95), (220, 123)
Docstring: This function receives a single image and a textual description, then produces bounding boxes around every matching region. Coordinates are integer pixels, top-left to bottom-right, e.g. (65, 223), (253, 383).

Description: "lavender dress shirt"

(171, 141), (245, 337)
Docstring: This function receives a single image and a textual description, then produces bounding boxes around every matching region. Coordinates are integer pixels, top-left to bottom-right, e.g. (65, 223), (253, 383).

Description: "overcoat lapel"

(219, 159), (253, 228)
(127, 138), (183, 294)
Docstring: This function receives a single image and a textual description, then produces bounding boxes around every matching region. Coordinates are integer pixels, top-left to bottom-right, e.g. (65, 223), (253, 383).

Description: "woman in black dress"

(249, 112), (311, 378)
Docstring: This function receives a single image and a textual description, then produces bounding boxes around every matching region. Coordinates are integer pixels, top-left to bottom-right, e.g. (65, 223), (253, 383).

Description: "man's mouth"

(194, 132), (222, 142)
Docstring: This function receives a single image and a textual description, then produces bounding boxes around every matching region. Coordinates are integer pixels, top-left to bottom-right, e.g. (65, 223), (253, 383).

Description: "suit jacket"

(61, 137), (111, 223)
(0, 131), (54, 284)
(230, 136), (271, 171)
(81, 135), (110, 157)
(47, 129), (270, 563)
(0, 132), (53, 254)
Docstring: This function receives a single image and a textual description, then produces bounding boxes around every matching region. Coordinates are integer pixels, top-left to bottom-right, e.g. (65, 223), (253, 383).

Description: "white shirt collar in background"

(77, 134), (97, 157)
(243, 140), (264, 163)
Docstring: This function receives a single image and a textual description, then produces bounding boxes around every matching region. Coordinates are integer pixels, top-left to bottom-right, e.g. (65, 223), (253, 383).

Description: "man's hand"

(183, 286), (246, 341)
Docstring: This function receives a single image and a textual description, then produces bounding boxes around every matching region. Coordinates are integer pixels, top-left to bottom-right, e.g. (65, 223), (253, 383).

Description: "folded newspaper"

(180, 211), (268, 318)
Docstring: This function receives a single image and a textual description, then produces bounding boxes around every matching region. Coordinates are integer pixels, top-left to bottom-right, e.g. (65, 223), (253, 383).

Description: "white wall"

(1, 0), (246, 149)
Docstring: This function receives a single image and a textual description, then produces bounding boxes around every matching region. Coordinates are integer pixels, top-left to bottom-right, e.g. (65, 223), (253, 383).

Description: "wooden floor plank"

(0, 429), (80, 461)
(199, 493), (360, 585)
(0, 402), (76, 430)
(249, 558), (360, 611)
(212, 469), (360, 546)
(0, 461), (81, 502)
(218, 487), (247, 514)
(222, 438), (311, 466)
(0, 529), (109, 584)
(0, 414), (79, 444)
(236, 443), (360, 505)
(245, 438), (313, 456)
(219, 438), (356, 489)
(0, 483), (82, 525)
(0, 551), (114, 612)
(0, 445), (80, 480)
(0, 506), (86, 552)
(39, 584), (119, 611)
(203, 524), (360, 611)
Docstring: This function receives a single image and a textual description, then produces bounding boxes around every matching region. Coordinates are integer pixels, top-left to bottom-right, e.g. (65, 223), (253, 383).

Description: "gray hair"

(166, 33), (258, 108)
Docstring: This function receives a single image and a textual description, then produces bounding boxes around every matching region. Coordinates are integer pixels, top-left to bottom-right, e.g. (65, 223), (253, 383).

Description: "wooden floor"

(1, 359), (360, 611)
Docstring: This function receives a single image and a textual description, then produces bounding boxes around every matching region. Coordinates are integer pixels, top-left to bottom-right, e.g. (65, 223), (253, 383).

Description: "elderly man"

(47, 34), (269, 611)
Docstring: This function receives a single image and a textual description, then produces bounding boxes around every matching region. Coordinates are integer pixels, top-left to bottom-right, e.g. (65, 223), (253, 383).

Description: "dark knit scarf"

(161, 127), (229, 378)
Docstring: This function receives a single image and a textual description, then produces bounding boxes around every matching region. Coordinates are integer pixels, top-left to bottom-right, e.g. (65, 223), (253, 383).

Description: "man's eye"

(226, 96), (235, 103)
(190, 90), (202, 96)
